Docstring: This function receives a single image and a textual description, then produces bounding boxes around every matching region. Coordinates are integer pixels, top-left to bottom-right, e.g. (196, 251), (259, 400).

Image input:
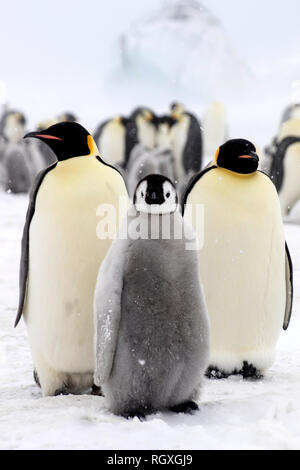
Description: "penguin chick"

(183, 139), (293, 378)
(94, 174), (210, 418)
(15, 121), (128, 396)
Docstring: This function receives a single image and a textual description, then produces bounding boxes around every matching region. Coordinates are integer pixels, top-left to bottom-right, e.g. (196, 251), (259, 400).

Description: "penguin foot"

(205, 367), (229, 379)
(33, 369), (41, 387)
(54, 386), (70, 396)
(240, 361), (263, 380)
(169, 401), (199, 414)
(122, 410), (147, 421)
(91, 384), (103, 396)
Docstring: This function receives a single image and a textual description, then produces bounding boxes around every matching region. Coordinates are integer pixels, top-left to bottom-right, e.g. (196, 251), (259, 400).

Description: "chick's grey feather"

(94, 210), (210, 416)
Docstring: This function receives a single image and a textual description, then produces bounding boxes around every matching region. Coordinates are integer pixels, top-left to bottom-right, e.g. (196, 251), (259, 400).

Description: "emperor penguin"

(0, 110), (26, 144)
(183, 139), (293, 379)
(269, 118), (300, 217)
(93, 116), (137, 168)
(156, 115), (176, 149)
(130, 107), (157, 149)
(281, 103), (300, 124)
(170, 102), (203, 179)
(0, 110), (44, 193)
(15, 122), (129, 396)
(94, 174), (210, 418)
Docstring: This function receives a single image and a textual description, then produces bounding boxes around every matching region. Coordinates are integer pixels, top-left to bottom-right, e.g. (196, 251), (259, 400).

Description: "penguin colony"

(11, 100), (296, 419)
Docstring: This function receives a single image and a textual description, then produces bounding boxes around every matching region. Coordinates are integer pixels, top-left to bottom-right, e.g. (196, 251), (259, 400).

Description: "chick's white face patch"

(134, 180), (178, 214)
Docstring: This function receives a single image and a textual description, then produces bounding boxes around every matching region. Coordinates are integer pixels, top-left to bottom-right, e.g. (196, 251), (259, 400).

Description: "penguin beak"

(24, 131), (62, 141)
(239, 152), (258, 161)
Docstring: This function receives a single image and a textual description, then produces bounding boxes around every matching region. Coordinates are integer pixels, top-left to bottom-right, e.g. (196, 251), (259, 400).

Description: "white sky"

(0, 0), (299, 127)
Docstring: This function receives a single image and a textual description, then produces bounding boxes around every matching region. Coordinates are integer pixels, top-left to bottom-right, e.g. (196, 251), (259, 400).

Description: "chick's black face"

(24, 122), (91, 161)
(217, 139), (259, 174)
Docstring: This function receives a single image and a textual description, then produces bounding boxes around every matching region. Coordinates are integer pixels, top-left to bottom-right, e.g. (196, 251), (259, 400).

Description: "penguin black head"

(24, 122), (97, 161)
(133, 174), (178, 214)
(215, 139), (259, 175)
(130, 107), (157, 126)
(170, 102), (185, 120)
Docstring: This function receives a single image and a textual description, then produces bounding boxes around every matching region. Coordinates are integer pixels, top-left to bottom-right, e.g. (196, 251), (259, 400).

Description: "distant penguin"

(0, 110), (41, 193)
(15, 122), (128, 396)
(94, 116), (137, 168)
(2, 143), (34, 193)
(0, 110), (26, 144)
(126, 146), (176, 197)
(156, 115), (176, 149)
(269, 118), (300, 216)
(94, 174), (210, 418)
(183, 139), (293, 378)
(170, 102), (202, 179)
(202, 101), (227, 158)
(281, 103), (300, 124)
(130, 107), (157, 149)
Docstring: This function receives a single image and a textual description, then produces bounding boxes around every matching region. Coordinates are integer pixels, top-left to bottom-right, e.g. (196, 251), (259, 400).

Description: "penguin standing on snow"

(94, 174), (210, 418)
(130, 107), (157, 150)
(183, 139), (293, 379)
(93, 116), (137, 169)
(170, 102), (203, 179)
(269, 118), (300, 216)
(15, 122), (128, 396)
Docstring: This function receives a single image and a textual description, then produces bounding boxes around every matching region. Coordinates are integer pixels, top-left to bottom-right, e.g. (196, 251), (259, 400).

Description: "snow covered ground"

(0, 192), (300, 450)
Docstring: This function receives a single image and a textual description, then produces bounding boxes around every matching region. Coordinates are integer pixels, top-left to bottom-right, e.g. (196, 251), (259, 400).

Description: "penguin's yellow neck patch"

(87, 135), (99, 157)
(214, 147), (220, 165)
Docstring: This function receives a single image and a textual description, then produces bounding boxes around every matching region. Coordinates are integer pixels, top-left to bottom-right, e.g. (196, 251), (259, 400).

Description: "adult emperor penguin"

(15, 122), (128, 396)
(93, 116), (137, 168)
(183, 139), (293, 378)
(156, 115), (176, 149)
(130, 107), (157, 149)
(269, 118), (300, 216)
(170, 102), (203, 179)
(94, 174), (210, 418)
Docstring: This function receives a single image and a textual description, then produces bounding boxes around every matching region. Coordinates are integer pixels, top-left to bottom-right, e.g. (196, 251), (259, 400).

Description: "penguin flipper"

(283, 242), (293, 330)
(14, 162), (57, 327)
(94, 237), (129, 385)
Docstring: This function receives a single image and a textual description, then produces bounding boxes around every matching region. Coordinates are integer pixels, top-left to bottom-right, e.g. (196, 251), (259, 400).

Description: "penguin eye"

(141, 191), (144, 198)
(166, 192), (170, 198)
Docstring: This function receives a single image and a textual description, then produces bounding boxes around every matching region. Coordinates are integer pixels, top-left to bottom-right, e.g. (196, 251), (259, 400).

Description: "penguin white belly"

(185, 169), (286, 372)
(278, 143), (300, 216)
(136, 116), (156, 149)
(24, 157), (127, 375)
(99, 122), (125, 166)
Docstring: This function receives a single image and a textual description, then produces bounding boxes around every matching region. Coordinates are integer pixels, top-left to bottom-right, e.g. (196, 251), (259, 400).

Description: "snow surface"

(0, 192), (300, 450)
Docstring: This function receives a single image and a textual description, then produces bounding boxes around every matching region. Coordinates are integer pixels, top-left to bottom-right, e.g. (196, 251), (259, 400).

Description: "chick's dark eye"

(166, 192), (170, 198)
(141, 191), (144, 198)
